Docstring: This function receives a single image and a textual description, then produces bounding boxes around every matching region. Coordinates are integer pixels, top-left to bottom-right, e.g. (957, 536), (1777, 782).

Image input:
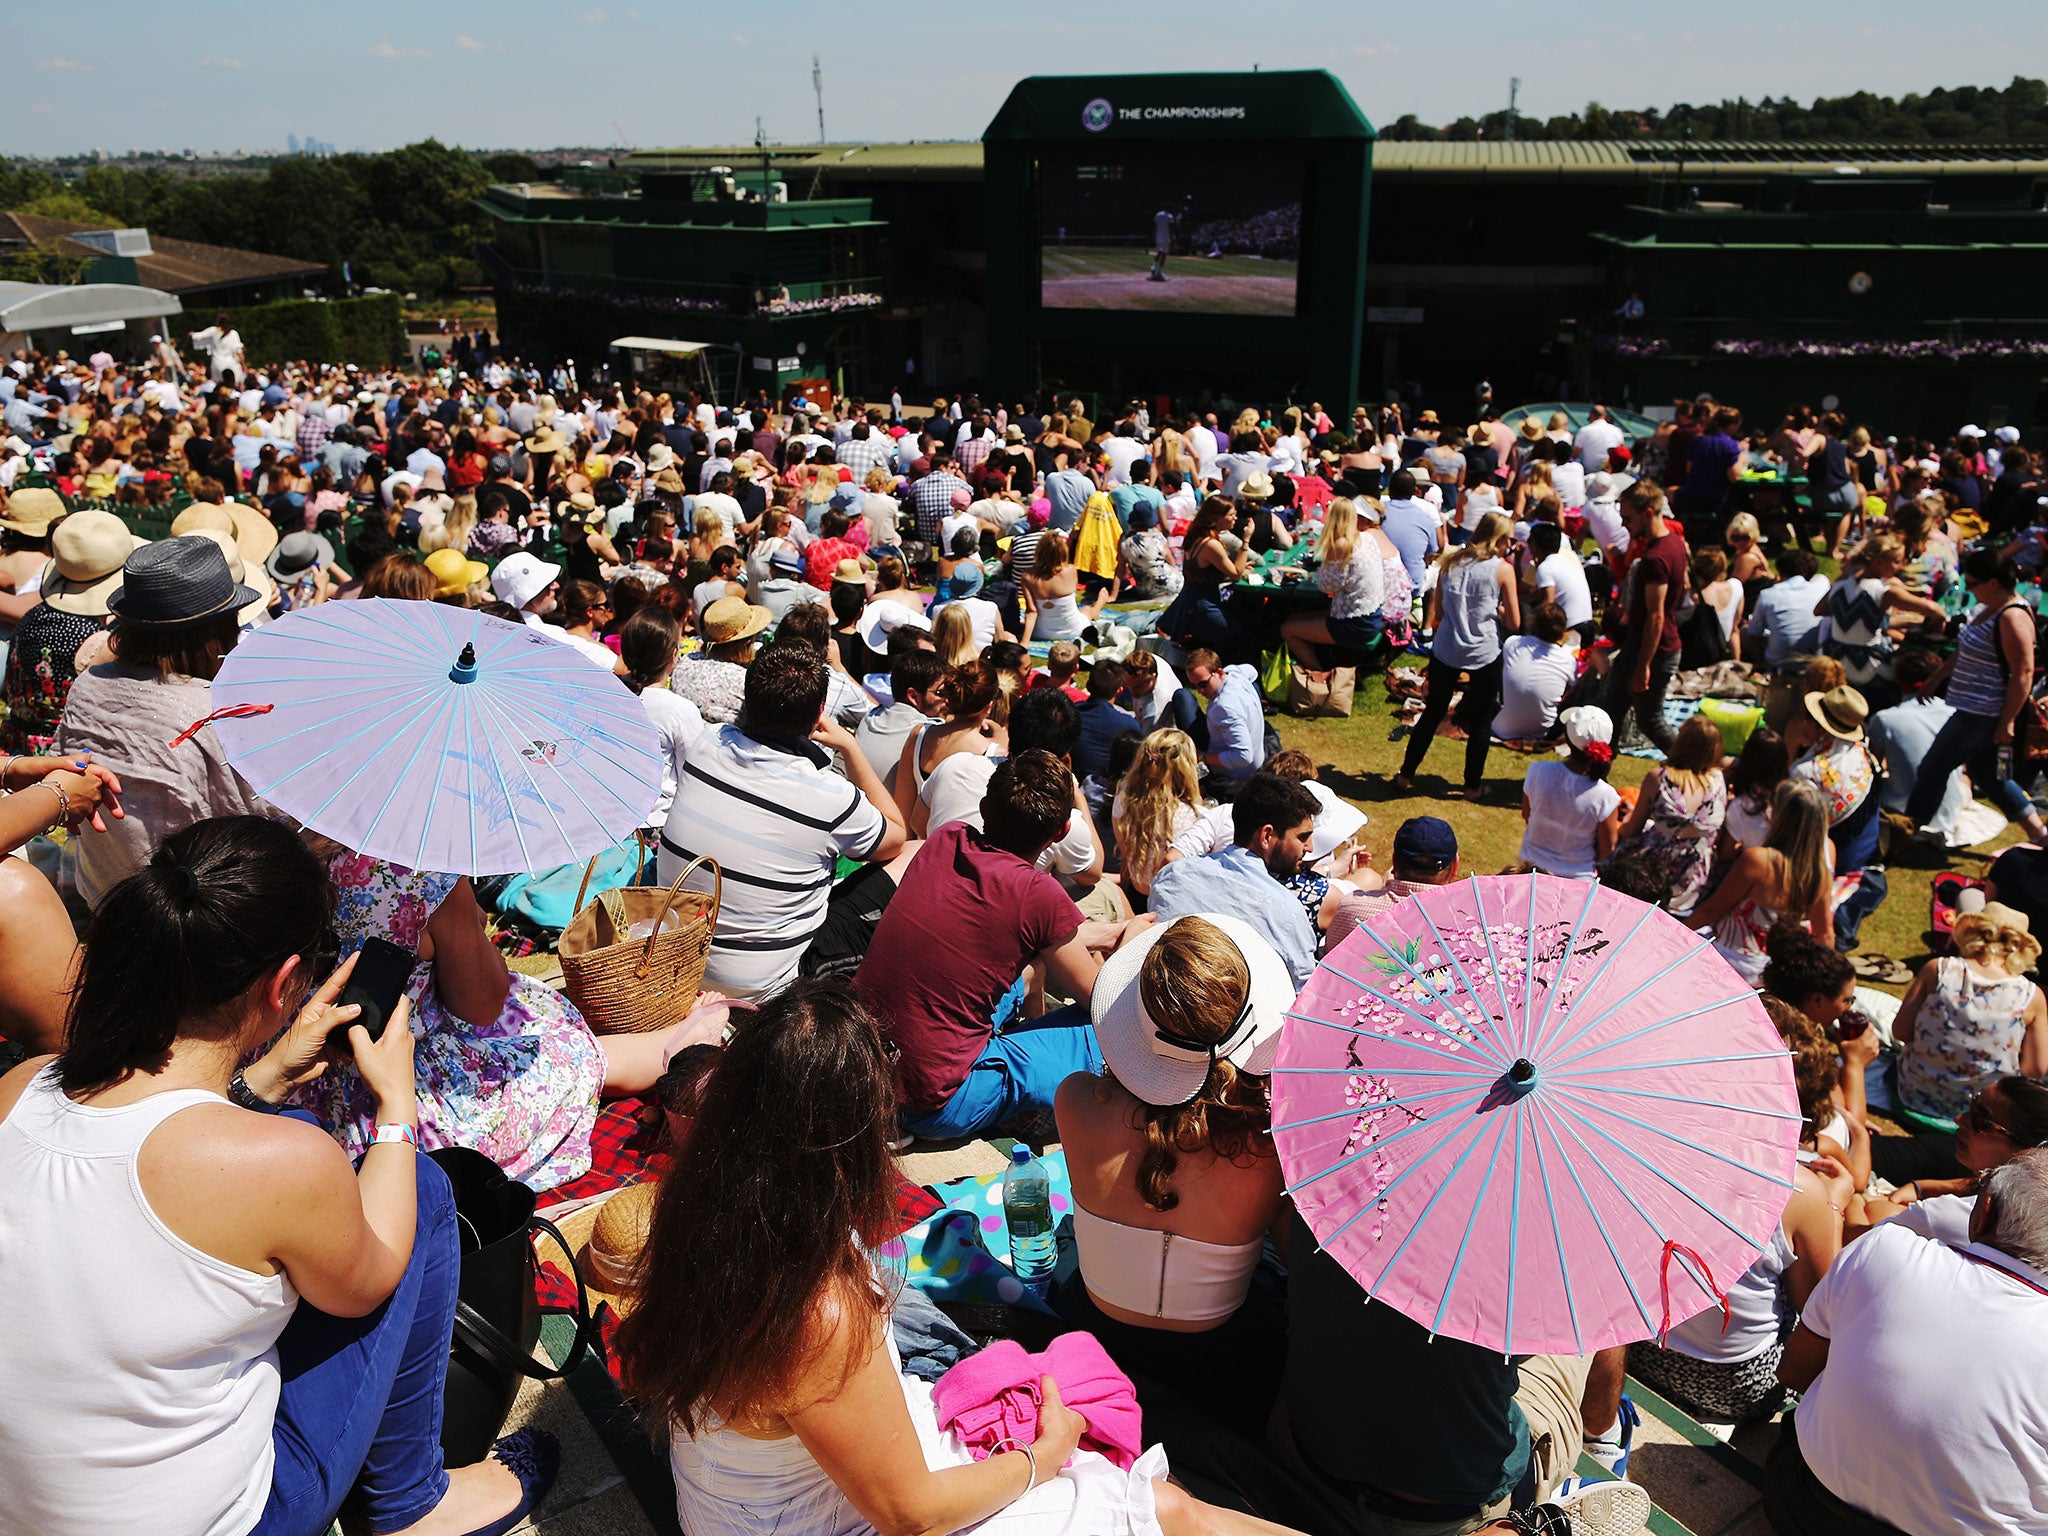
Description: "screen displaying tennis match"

(1038, 158), (1303, 317)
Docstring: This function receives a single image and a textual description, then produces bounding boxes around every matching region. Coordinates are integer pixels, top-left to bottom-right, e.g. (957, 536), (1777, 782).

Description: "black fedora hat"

(108, 537), (262, 629)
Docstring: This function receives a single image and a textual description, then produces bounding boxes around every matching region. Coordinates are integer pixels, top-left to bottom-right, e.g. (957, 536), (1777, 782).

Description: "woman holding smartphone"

(0, 814), (559, 1536)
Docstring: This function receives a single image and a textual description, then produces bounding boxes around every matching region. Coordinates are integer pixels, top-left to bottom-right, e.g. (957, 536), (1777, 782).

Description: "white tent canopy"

(0, 281), (182, 335)
(609, 336), (712, 355)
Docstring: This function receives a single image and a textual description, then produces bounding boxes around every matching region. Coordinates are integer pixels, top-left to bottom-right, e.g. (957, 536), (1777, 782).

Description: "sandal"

(1848, 952), (1913, 986)
(453, 1428), (561, 1536)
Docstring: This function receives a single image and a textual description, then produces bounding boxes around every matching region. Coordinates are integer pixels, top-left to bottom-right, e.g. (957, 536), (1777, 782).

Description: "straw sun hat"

(700, 595), (772, 646)
(1089, 913), (1294, 1108)
(39, 510), (147, 617)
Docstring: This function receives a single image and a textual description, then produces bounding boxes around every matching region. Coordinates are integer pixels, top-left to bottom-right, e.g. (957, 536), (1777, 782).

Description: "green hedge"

(218, 293), (405, 370)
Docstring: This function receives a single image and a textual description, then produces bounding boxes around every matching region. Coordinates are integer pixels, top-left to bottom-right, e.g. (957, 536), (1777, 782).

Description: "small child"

(1030, 639), (1088, 703)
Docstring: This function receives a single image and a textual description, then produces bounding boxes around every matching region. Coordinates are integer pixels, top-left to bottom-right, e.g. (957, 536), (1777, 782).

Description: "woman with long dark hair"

(0, 815), (558, 1535)
(619, 606), (702, 831)
(616, 978), (1298, 1536)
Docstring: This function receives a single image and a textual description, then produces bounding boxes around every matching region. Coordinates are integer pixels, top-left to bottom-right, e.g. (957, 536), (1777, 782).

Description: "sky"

(9, 0), (2044, 158)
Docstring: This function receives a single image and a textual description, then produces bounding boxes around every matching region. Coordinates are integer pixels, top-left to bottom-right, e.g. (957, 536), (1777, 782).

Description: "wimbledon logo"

(1082, 98), (1113, 132)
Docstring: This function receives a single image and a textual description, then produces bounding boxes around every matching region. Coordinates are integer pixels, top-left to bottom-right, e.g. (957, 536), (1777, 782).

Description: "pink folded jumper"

(930, 1331), (1143, 1471)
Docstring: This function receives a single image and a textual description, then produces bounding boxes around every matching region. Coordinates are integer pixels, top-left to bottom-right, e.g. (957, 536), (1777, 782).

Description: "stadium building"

(477, 72), (2048, 433)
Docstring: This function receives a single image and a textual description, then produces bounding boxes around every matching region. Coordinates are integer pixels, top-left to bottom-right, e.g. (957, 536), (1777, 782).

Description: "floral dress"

(1378, 553), (1415, 649)
(1, 604), (106, 754)
(290, 854), (605, 1189)
(1897, 959), (2038, 1123)
(1614, 769), (1727, 914)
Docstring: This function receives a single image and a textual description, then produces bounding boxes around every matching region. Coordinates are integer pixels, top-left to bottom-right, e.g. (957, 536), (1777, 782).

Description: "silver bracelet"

(1019, 1442), (1039, 1496)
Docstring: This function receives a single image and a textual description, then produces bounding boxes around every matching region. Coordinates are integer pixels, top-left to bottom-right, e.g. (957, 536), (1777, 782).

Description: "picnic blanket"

(876, 1151), (1074, 1316)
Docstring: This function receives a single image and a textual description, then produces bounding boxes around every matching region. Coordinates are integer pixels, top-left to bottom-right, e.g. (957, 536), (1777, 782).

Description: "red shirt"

(856, 823), (1082, 1110)
(1623, 527), (1690, 657)
(1025, 670), (1087, 703)
(804, 536), (859, 591)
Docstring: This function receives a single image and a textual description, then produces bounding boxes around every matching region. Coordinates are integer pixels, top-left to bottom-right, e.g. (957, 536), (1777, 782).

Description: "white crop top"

(1071, 1203), (1264, 1325)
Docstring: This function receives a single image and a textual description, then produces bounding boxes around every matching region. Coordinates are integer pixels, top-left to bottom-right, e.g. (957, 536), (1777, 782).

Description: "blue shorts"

(899, 1003), (1101, 1141)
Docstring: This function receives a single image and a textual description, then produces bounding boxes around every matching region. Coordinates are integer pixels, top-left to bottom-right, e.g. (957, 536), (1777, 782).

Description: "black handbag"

(431, 1146), (595, 1467)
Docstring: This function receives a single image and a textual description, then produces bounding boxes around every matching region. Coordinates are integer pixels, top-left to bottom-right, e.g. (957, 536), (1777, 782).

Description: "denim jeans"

(1903, 708), (2033, 825)
(251, 1138), (458, 1536)
(899, 1003), (1102, 1141)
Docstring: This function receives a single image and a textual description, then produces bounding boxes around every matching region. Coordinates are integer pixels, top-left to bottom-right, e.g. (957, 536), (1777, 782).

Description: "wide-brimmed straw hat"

(1518, 417), (1546, 441)
(525, 425), (568, 456)
(701, 595), (772, 645)
(644, 441), (676, 472)
(831, 558), (870, 586)
(1805, 684), (1868, 743)
(108, 536), (260, 629)
(1236, 472), (1275, 502)
(169, 499), (279, 567)
(1090, 913), (1295, 1108)
(38, 510), (147, 616)
(0, 485), (67, 536)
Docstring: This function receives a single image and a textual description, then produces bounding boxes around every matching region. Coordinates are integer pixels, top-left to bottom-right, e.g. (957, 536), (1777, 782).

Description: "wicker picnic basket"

(558, 853), (720, 1035)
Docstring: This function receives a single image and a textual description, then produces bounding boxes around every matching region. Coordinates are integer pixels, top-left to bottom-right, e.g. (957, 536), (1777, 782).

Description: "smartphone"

(335, 937), (416, 1048)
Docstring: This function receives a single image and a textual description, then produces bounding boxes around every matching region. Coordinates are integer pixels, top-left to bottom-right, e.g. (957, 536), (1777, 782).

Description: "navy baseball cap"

(1392, 816), (1457, 869)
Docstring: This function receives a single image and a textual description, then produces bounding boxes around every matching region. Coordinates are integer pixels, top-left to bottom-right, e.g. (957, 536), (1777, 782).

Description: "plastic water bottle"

(1002, 1146), (1056, 1292)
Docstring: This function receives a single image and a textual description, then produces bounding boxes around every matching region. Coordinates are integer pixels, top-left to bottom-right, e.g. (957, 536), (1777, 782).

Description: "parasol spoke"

(1503, 1101), (1526, 1351)
(1271, 1063), (1503, 1079)
(1539, 1096), (1762, 1313)
(1548, 1085), (1797, 1194)
(1536, 933), (1724, 1064)
(1528, 1097), (1659, 1337)
(1467, 874), (1525, 1062)
(1343, 917), (1511, 1068)
(1270, 1080), (1501, 1136)
(353, 683), (465, 858)
(266, 680), (452, 822)
(1555, 1051), (1796, 1077)
(1282, 1081), (1497, 1199)
(1299, 958), (1509, 1069)
(467, 685), (583, 859)
(1430, 1111), (1515, 1340)
(1517, 872), (1541, 1058)
(233, 680), (443, 789)
(1410, 890), (1512, 1060)
(1544, 1081), (1806, 1123)
(1310, 1091), (1500, 1259)
(1545, 993), (1767, 1075)
(1521, 873), (1609, 1063)
(1284, 1009), (1504, 1075)
(473, 682), (662, 817)
(1524, 1105), (1586, 1355)
(1367, 1100), (1512, 1312)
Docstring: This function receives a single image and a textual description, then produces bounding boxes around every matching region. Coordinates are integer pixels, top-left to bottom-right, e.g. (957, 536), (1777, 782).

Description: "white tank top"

(1072, 1203), (1264, 1325)
(0, 1065), (297, 1536)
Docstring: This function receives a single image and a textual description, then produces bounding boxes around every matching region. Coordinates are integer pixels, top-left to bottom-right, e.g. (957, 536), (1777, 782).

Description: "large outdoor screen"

(1038, 158), (1302, 317)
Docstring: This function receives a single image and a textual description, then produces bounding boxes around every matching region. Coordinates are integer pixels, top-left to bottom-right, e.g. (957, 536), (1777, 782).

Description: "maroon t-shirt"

(1623, 528), (1689, 657)
(856, 822), (1083, 1110)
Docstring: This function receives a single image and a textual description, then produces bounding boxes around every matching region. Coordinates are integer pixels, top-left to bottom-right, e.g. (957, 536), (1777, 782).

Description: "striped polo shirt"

(658, 723), (886, 999)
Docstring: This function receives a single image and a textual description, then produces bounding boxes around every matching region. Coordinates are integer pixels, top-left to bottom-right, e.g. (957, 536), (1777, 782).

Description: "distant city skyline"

(8, 0), (2041, 159)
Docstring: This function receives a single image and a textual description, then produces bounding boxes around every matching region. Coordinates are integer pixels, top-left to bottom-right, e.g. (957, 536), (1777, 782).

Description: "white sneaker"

(1546, 1480), (1654, 1536)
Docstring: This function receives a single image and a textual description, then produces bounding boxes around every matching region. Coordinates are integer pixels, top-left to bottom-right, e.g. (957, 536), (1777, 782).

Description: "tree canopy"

(1376, 76), (2048, 143)
(0, 139), (495, 295)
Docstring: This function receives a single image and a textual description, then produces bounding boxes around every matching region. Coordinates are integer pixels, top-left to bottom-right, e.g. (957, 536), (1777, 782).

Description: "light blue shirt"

(1870, 695), (1966, 835)
(1205, 663), (1264, 782)
(1744, 574), (1828, 668)
(1381, 498), (1441, 589)
(1148, 844), (1318, 988)
(1044, 469), (1094, 532)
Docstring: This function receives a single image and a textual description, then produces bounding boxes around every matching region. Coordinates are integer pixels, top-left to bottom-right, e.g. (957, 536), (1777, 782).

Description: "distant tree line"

(0, 143), (548, 295)
(1377, 75), (2048, 144)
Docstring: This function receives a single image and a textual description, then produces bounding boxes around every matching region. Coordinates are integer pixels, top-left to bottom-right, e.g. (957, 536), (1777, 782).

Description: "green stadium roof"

(618, 138), (2048, 182)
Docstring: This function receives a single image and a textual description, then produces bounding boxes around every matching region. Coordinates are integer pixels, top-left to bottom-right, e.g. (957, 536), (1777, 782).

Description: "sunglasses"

(1963, 1092), (2012, 1139)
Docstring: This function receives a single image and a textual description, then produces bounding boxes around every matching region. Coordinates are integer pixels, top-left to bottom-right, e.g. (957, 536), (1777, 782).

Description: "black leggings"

(1399, 655), (1502, 788)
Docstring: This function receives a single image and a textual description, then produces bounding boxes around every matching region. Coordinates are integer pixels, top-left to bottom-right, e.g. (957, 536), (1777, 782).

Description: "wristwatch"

(228, 1070), (282, 1114)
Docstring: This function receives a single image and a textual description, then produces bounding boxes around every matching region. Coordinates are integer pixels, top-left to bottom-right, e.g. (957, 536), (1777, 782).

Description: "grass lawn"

(1266, 663), (2026, 1000)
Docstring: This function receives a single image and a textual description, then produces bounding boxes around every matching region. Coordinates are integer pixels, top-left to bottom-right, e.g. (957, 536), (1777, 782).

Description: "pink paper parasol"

(1273, 873), (1800, 1356)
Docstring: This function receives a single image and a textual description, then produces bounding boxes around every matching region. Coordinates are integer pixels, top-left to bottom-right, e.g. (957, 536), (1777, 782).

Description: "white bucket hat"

(1089, 913), (1295, 1107)
(490, 551), (562, 610)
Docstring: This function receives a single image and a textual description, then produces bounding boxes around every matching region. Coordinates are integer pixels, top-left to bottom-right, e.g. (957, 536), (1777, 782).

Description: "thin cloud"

(200, 55), (247, 70)
(39, 57), (93, 72)
(456, 33), (485, 51)
(368, 41), (430, 59)
(581, 7), (608, 22)
(729, 31), (751, 45)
